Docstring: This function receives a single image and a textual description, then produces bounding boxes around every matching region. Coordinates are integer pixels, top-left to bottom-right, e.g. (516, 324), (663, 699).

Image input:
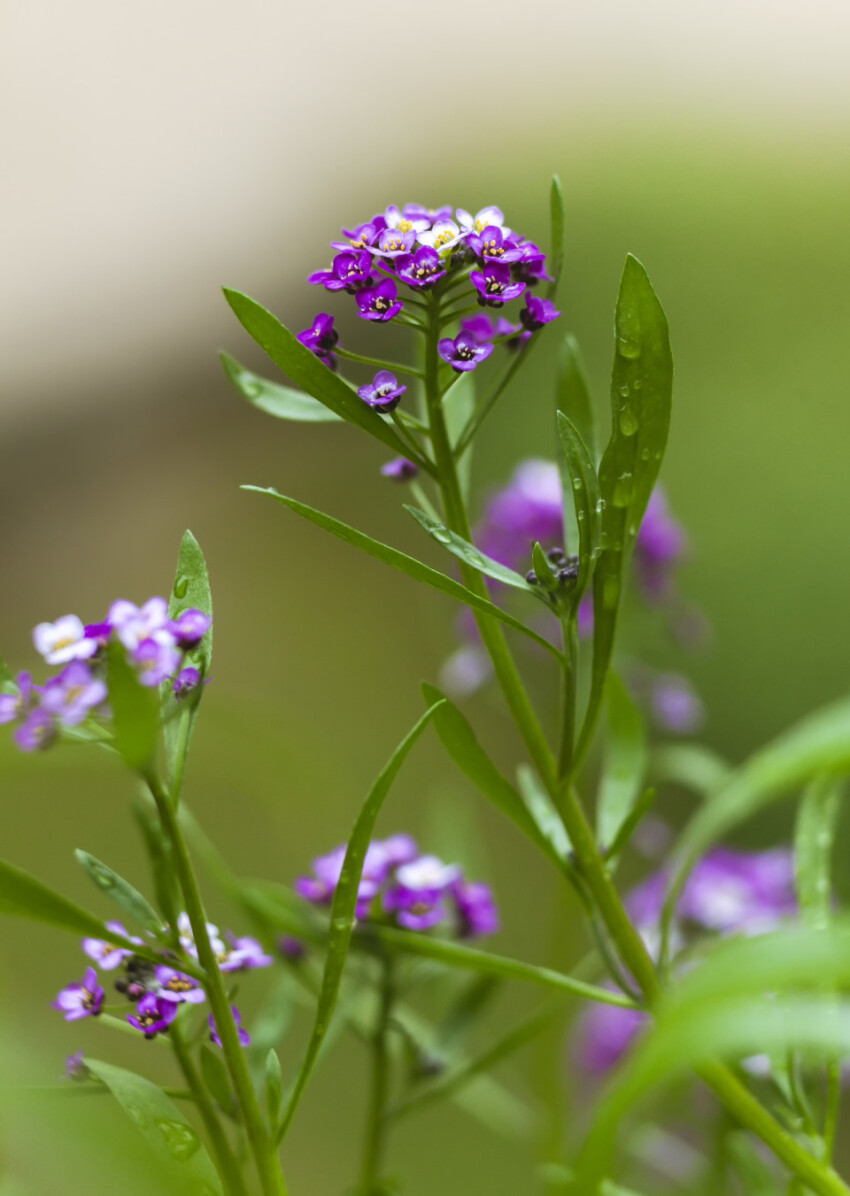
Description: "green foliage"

(265, 1049), (283, 1130)
(548, 174), (566, 299)
(223, 288), (419, 463)
(108, 641), (159, 772)
(795, 774), (842, 928)
(596, 675), (648, 850)
(199, 1043), (234, 1112)
(577, 255), (673, 765)
(443, 372), (476, 503)
(85, 1058), (223, 1193)
(276, 702), (443, 1143)
(74, 850), (164, 934)
(0, 856), (135, 944)
(557, 335), (596, 463)
(220, 351), (342, 422)
(0, 655), (15, 690)
(405, 504), (545, 598)
(244, 487), (563, 661)
(556, 410), (600, 605)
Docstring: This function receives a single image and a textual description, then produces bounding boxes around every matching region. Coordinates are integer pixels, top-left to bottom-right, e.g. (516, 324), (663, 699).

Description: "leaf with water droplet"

(276, 701), (445, 1145)
(75, 849), (165, 935)
(556, 412), (600, 609)
(556, 336), (596, 558)
(85, 1058), (222, 1192)
(221, 351), (344, 423)
(173, 574), (189, 599)
(795, 773), (842, 930)
(575, 254), (672, 770)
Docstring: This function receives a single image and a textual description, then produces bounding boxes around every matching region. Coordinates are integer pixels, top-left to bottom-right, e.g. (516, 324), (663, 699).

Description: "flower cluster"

(296, 835), (499, 938)
(54, 914), (270, 1042)
(299, 203), (560, 410)
(577, 847), (796, 1073)
(0, 597), (211, 752)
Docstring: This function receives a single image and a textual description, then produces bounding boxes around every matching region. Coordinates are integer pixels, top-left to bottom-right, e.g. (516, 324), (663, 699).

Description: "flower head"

(177, 912), (227, 959)
(155, 966), (206, 1004)
(0, 672), (39, 725)
(513, 240), (553, 286)
(466, 225), (522, 264)
(41, 662), (107, 727)
(358, 371), (406, 412)
(210, 1006), (250, 1047)
(332, 220), (384, 253)
(456, 206), (509, 236)
(309, 251), (376, 293)
(297, 313), (339, 365)
(33, 616), (98, 666)
(381, 458), (419, 482)
(417, 220), (466, 254)
(384, 855), (461, 930)
(65, 1051), (89, 1081)
(108, 598), (170, 652)
(131, 634), (181, 687)
(383, 205), (430, 235)
(635, 487), (686, 602)
(470, 262), (526, 308)
(54, 967), (104, 1021)
(168, 609), (212, 648)
(15, 707), (55, 752)
(520, 295), (561, 331)
(402, 203), (453, 225)
(453, 881), (500, 938)
(127, 992), (178, 1038)
(396, 247), (447, 290)
(369, 228), (418, 259)
(82, 921), (140, 970)
(355, 279), (402, 322)
(438, 332), (494, 373)
(173, 666), (201, 699)
(477, 460), (564, 571)
(220, 935), (274, 972)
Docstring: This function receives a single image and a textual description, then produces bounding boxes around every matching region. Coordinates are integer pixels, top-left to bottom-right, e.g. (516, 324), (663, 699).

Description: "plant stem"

(359, 957), (394, 1195)
(557, 617), (577, 778)
(171, 1017), (250, 1196)
(145, 772), (287, 1196)
(825, 1060), (841, 1160)
(336, 347), (425, 380)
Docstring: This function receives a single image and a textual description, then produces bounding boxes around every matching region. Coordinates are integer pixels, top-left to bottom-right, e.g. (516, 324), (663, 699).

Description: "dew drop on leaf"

(173, 575), (189, 600)
(618, 408), (639, 436)
(154, 1118), (200, 1161)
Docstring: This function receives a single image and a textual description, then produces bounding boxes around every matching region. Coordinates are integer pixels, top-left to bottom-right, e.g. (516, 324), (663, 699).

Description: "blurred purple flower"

(381, 458), (419, 482)
(635, 487), (686, 602)
(453, 881), (500, 938)
(41, 662), (107, 726)
(155, 966), (206, 1004)
(210, 1006), (250, 1047)
(128, 992), (177, 1038)
(54, 968), (104, 1021)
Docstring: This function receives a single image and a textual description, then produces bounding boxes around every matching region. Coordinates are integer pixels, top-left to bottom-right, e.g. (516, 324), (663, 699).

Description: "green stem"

(145, 773), (287, 1196)
(359, 957), (394, 1195)
(557, 617), (577, 778)
(171, 1018), (250, 1196)
(336, 347), (425, 380)
(825, 1060), (841, 1160)
(455, 344), (536, 457)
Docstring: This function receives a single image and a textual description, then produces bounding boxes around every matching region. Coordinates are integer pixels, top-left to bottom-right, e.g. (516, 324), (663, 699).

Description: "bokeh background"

(2, 1), (849, 1191)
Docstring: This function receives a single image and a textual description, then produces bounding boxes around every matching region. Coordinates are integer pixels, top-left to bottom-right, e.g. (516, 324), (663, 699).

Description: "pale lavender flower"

(358, 371), (407, 412)
(54, 967), (104, 1021)
(127, 992), (177, 1038)
(210, 1006), (250, 1047)
(173, 666), (201, 699)
(417, 219), (467, 254)
(15, 708), (55, 752)
(177, 912), (227, 959)
(576, 992), (648, 1074)
(82, 921), (140, 970)
(64, 1051), (89, 1081)
(33, 615), (98, 666)
(381, 458), (419, 482)
(168, 609), (211, 648)
(131, 633), (181, 687)
(41, 662), (107, 726)
(384, 855), (461, 931)
(456, 206), (510, 236)
(650, 673), (704, 734)
(439, 643), (493, 697)
(155, 965), (206, 1004)
(220, 935), (274, 972)
(635, 487), (686, 602)
(108, 598), (171, 651)
(0, 672), (38, 724)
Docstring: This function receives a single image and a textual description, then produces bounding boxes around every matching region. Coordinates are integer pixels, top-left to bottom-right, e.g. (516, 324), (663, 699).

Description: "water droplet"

(595, 498), (607, 514)
(332, 916), (351, 933)
(243, 382), (261, 399)
(577, 510), (586, 521)
(155, 1118), (200, 1161)
(173, 575), (189, 600)
(632, 379), (642, 390)
(89, 862), (116, 889)
(616, 336), (641, 360)
(126, 1103), (149, 1131)
(572, 477), (582, 491)
(640, 447), (650, 461)
(617, 383), (630, 399)
(431, 527), (451, 545)
(612, 473), (634, 507)
(618, 408), (639, 437)
(602, 577), (620, 609)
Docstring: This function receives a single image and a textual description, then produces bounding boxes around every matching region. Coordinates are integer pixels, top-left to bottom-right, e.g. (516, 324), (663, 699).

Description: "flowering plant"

(4, 182), (850, 1196)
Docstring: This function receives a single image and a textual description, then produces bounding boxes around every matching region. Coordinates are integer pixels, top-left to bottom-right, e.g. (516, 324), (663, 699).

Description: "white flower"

(417, 220), (466, 253)
(177, 912), (226, 958)
(396, 855), (460, 892)
(456, 206), (510, 236)
(108, 596), (171, 650)
(383, 205), (429, 236)
(32, 615), (98, 665)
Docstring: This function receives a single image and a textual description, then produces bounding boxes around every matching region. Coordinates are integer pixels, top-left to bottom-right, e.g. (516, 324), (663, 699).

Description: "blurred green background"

(3, 1), (849, 1191)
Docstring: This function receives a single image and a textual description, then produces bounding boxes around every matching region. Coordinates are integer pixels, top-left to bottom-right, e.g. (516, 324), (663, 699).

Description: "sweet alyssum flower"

(54, 968), (105, 1022)
(309, 251), (377, 293)
(520, 295), (562, 331)
(155, 966), (206, 1004)
(470, 261), (527, 308)
(296, 313), (339, 366)
(15, 708), (55, 752)
(82, 921), (141, 970)
(220, 935), (274, 972)
(172, 665), (201, 698)
(128, 992), (178, 1039)
(355, 279), (403, 322)
(438, 332), (494, 373)
(41, 662), (107, 726)
(380, 458), (419, 482)
(395, 247), (446, 289)
(383, 855), (461, 930)
(466, 224), (522, 264)
(169, 609), (212, 648)
(131, 633), (181, 687)
(0, 672), (38, 725)
(456, 205), (510, 235)
(210, 1006), (250, 1047)
(417, 219), (466, 254)
(358, 371), (407, 412)
(33, 615), (98, 666)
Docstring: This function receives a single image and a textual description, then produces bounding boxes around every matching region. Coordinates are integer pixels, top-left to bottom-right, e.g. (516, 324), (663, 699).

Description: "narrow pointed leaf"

(606, 787), (656, 865)
(75, 850), (165, 935)
(162, 531), (213, 798)
(548, 174), (566, 299)
(244, 487), (562, 662)
(199, 1042), (234, 1111)
(577, 256), (672, 767)
(221, 351), (342, 422)
(516, 763), (572, 858)
(108, 641), (159, 771)
(265, 1049), (283, 1130)
(795, 774), (842, 928)
(596, 675), (648, 850)
(650, 743), (731, 796)
(444, 372), (476, 503)
(557, 335), (596, 462)
(557, 410), (600, 602)
(276, 702), (443, 1143)
(85, 1059), (222, 1193)
(405, 505), (544, 597)
(422, 684), (566, 868)
(223, 288), (420, 463)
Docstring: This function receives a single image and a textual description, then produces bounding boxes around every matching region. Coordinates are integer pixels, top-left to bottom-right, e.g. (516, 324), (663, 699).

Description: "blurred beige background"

(2, 2), (850, 1193)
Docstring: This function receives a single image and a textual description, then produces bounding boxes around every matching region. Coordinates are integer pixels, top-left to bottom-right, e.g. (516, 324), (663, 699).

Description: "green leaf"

(422, 684), (567, 869)
(795, 774), (842, 929)
(596, 675), (648, 850)
(74, 850), (164, 935)
(199, 1043), (234, 1112)
(244, 487), (562, 662)
(650, 743), (731, 796)
(531, 541), (559, 589)
(220, 351), (342, 422)
(516, 764), (572, 859)
(405, 504), (544, 598)
(548, 174), (566, 300)
(265, 1049), (282, 1130)
(576, 256), (672, 768)
(276, 702), (443, 1144)
(85, 1058), (222, 1193)
(223, 288), (420, 464)
(557, 410), (600, 603)
(0, 655), (15, 690)
(444, 372), (476, 504)
(162, 531), (214, 799)
(108, 641), (159, 772)
(606, 787), (656, 865)
(557, 334), (596, 463)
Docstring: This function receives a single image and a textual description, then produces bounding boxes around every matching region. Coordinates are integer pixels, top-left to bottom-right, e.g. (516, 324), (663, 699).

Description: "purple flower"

(173, 666), (201, 699)
(520, 295), (561, 331)
(384, 855), (460, 931)
(177, 912), (226, 959)
(417, 219), (466, 254)
(368, 228), (417, 259)
(466, 225), (522, 264)
(396, 247), (447, 290)
(403, 203), (453, 225)
(65, 1051), (89, 1081)
(33, 615), (98, 666)
(41, 662), (107, 727)
(279, 935), (306, 960)
(635, 487), (686, 602)
(155, 965), (206, 1004)
(453, 881), (499, 938)
(331, 220), (384, 253)
(477, 460), (564, 572)
(108, 598), (170, 651)
(220, 935), (274, 972)
(168, 609), (212, 648)
(513, 240), (553, 286)
(297, 313), (339, 366)
(358, 371), (406, 412)
(381, 458), (419, 482)
(131, 634), (181, 687)
(470, 262), (526, 308)
(459, 314), (497, 343)
(383, 205), (431, 235)
(681, 849), (796, 934)
(84, 621), (112, 649)
(14, 707), (55, 752)
(210, 1006), (250, 1047)
(308, 251), (376, 293)
(375, 834), (419, 868)
(355, 279), (402, 322)
(54, 967), (104, 1021)
(438, 332), (494, 373)
(83, 921), (140, 970)
(128, 992), (178, 1038)
(0, 672), (38, 725)
(650, 674), (704, 734)
(577, 993), (649, 1074)
(457, 206), (510, 236)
